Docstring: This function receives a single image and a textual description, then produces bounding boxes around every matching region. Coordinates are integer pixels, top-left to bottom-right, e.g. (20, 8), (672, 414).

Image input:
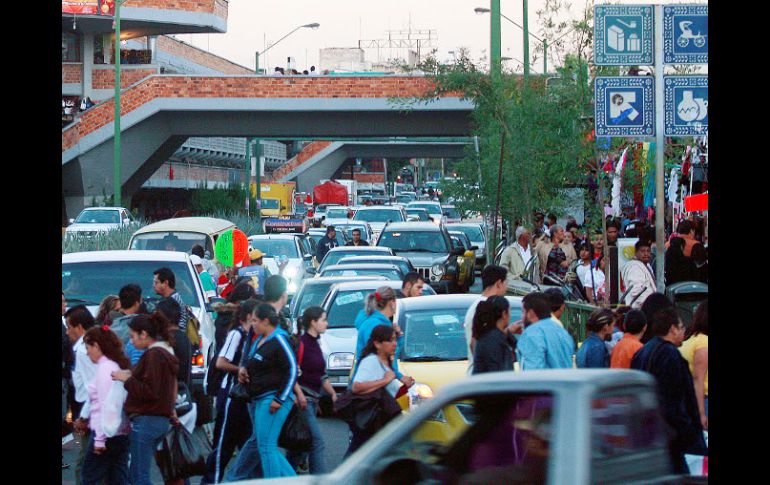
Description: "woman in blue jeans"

(243, 303), (299, 478)
(287, 306), (338, 474)
(112, 312), (180, 485)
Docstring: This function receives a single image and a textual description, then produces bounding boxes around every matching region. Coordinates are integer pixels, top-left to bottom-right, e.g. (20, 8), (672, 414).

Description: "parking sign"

(594, 5), (655, 65)
(595, 77), (655, 137)
(664, 76), (708, 136)
(663, 5), (708, 64)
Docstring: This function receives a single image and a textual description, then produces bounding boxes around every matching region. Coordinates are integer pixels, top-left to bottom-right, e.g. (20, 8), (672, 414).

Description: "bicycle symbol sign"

(664, 5), (708, 64)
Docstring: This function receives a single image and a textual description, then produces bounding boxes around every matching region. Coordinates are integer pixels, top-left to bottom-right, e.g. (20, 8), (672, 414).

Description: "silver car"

(320, 280), (436, 389)
(448, 222), (488, 268)
(247, 233), (316, 296)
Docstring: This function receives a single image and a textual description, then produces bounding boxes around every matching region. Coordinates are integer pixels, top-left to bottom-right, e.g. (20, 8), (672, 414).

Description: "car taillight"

(192, 353), (204, 367)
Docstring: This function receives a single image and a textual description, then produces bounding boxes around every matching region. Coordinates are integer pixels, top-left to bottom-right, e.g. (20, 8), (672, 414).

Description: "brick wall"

(156, 36), (251, 74)
(92, 67), (158, 89)
(354, 173), (385, 184)
(62, 63), (82, 84)
(63, 76), (447, 152)
(126, 0), (227, 18)
(270, 141), (332, 180)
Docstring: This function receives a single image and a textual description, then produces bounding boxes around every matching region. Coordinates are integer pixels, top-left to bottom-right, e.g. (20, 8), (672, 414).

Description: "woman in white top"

(347, 325), (401, 454)
(577, 243), (606, 304)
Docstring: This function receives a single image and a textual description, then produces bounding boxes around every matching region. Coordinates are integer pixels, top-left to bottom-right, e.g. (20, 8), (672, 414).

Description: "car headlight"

(407, 383), (434, 411)
(284, 266), (298, 278)
(328, 352), (354, 369)
(431, 264), (444, 276)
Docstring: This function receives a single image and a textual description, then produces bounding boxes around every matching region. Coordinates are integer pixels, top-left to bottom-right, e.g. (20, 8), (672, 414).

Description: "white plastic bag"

(102, 380), (128, 437)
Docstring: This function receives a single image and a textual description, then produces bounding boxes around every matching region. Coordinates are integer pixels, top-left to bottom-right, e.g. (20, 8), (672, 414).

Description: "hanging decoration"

(610, 146), (629, 217)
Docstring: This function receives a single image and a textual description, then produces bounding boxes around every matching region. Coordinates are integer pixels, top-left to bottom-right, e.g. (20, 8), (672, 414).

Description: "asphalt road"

(61, 278), (483, 484)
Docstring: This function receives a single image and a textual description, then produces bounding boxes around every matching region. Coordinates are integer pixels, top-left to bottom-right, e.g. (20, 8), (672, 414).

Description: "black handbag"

(228, 382), (250, 401)
(278, 404), (312, 452)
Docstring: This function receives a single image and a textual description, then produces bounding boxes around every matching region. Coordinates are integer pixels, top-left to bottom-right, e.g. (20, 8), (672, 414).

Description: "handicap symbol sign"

(664, 76), (708, 136)
(594, 5), (654, 66)
(664, 5), (708, 64)
(595, 77), (655, 137)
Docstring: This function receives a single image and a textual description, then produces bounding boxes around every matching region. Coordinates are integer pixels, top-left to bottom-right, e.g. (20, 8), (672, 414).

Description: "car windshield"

(308, 232), (347, 247)
(75, 210), (120, 224)
(338, 258), (411, 275)
(248, 239), (299, 259)
(326, 208), (350, 219)
(353, 209), (403, 223)
(378, 231), (449, 253)
(443, 207), (461, 219)
(400, 304), (521, 361)
(410, 203), (441, 214)
(321, 249), (389, 269)
(62, 260), (198, 308)
(453, 225), (484, 242)
(327, 289), (371, 328)
(291, 282), (336, 319)
(336, 225), (369, 241)
(321, 267), (402, 280)
(406, 210), (430, 221)
(130, 231), (208, 253)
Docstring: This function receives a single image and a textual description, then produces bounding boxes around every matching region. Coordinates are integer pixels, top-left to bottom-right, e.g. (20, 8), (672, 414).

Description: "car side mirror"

(470, 245), (479, 251)
(68, 218), (75, 224)
(306, 267), (317, 275)
(303, 253), (312, 260)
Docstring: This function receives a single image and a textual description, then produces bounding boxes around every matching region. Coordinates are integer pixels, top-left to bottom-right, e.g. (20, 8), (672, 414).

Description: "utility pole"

(113, 0), (123, 205)
(490, 0), (502, 79)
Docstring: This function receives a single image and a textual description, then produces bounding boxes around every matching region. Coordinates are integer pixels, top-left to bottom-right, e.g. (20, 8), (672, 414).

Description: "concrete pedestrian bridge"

(62, 74), (473, 215)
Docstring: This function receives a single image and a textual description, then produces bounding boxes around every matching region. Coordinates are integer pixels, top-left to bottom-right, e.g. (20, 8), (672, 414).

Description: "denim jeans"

(286, 400), (327, 474)
(224, 400), (263, 482)
(254, 396), (296, 478)
(129, 415), (171, 485)
(81, 431), (129, 485)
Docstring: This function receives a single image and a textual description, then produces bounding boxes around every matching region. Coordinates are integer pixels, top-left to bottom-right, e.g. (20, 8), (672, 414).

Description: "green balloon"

(214, 229), (234, 266)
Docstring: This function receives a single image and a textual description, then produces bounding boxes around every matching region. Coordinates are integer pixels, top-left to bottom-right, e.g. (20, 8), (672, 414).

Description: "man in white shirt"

(464, 265), (510, 373)
(499, 226), (539, 287)
(621, 240), (657, 309)
(64, 305), (97, 484)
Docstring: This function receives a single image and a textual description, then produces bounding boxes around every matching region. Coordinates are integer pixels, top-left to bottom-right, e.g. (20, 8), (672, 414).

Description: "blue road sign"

(663, 5), (708, 64)
(664, 76), (708, 136)
(594, 5), (654, 65)
(595, 77), (655, 137)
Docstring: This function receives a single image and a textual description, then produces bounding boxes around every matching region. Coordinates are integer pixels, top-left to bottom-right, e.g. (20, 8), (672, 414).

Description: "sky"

(173, 0), (593, 73)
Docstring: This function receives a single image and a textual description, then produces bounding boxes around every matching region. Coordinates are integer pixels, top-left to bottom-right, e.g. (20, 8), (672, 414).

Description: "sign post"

(653, 4), (666, 292)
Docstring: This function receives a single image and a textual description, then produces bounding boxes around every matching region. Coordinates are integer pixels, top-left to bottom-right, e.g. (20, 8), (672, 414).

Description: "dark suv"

(376, 222), (465, 293)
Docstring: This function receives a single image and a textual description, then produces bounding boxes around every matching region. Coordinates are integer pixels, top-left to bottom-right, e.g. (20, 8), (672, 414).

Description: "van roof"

(132, 217), (235, 236)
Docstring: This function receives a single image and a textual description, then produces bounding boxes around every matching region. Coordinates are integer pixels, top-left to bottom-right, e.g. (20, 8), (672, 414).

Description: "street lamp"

(255, 22), (320, 74)
(476, 4), (542, 76)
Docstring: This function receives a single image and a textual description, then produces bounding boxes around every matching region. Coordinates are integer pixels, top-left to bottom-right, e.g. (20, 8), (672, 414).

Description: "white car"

(407, 201), (445, 225)
(65, 207), (136, 238)
(246, 233), (316, 296)
(62, 250), (216, 424)
(352, 206), (408, 239)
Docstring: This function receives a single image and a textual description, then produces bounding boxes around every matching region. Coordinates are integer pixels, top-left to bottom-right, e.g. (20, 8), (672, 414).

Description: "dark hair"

(641, 293), (673, 326)
(623, 309), (647, 334)
(578, 242), (594, 256)
(360, 325), (396, 363)
(326, 225), (336, 234)
(481, 265), (507, 289)
(613, 305), (632, 332)
(544, 288), (565, 312)
(566, 221), (579, 232)
(65, 305), (96, 330)
(256, 303), (280, 328)
(191, 244), (205, 258)
(472, 296), (510, 340)
(606, 218), (621, 230)
(153, 267), (176, 289)
(691, 300), (708, 336)
(83, 327), (131, 370)
(119, 284), (142, 309)
(402, 271), (424, 289)
(522, 292), (552, 320)
(676, 220), (693, 235)
(155, 298), (181, 327)
(128, 311), (173, 343)
(586, 308), (615, 333)
(634, 240), (651, 251)
(235, 299), (260, 329)
(264, 275), (287, 303)
(547, 213), (557, 223)
(352, 228), (361, 235)
(651, 307), (681, 337)
(300, 306), (325, 333)
(228, 281), (257, 303)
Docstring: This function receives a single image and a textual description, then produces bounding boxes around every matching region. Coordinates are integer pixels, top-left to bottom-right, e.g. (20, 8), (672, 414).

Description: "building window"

(62, 33), (81, 62)
(94, 36), (105, 64)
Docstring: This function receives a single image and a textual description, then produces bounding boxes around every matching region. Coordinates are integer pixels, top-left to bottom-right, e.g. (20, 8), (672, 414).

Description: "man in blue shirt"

(516, 292), (575, 370)
(576, 309), (614, 368)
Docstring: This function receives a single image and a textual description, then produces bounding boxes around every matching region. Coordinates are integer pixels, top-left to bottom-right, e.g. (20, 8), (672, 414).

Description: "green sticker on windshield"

(336, 292), (365, 306)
